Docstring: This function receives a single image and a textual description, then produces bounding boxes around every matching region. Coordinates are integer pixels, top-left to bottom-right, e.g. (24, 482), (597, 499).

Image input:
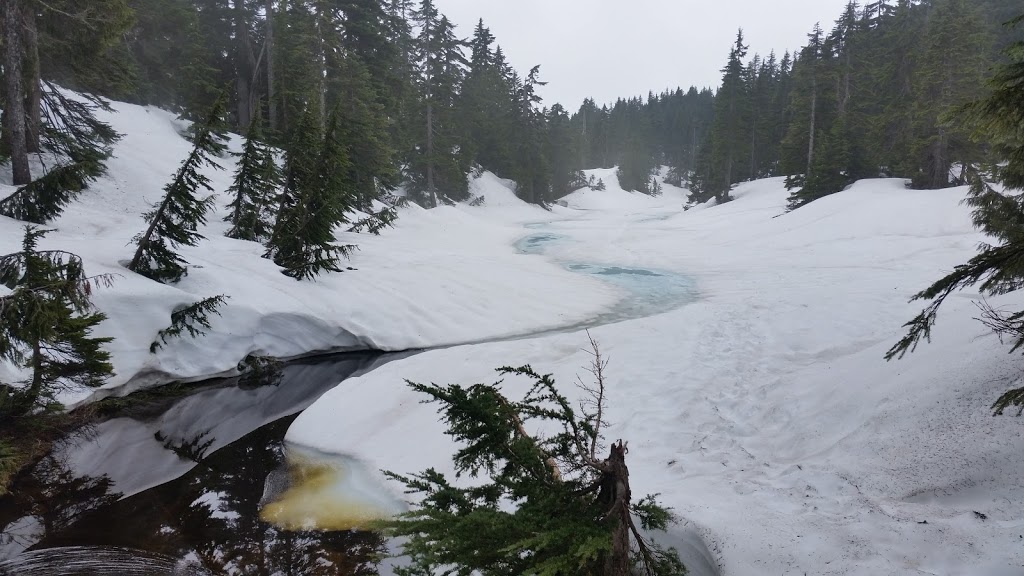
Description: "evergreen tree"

(225, 110), (280, 242)
(908, 0), (991, 189)
(508, 66), (552, 205)
(266, 104), (357, 280)
(546, 104), (585, 199)
(0, 227), (114, 416)
(886, 13), (1024, 415)
(326, 53), (400, 210)
(408, 2), (469, 206)
(384, 340), (685, 575)
(129, 95), (228, 284)
(779, 23), (831, 192)
(691, 30), (751, 204)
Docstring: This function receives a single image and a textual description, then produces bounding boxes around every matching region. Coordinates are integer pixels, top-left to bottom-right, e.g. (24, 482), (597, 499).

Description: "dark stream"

(0, 229), (716, 576)
(0, 352), (409, 575)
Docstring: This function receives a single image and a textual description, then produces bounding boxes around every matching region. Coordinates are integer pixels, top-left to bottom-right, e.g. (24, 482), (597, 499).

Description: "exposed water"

(515, 231), (699, 328)
(0, 354), (400, 576)
(0, 228), (711, 576)
(513, 232), (568, 255)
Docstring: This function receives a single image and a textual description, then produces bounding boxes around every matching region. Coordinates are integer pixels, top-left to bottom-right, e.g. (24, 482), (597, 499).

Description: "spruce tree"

(266, 104), (357, 280)
(225, 111), (280, 242)
(128, 96), (227, 284)
(384, 338), (685, 576)
(0, 227), (114, 416)
(886, 13), (1024, 416)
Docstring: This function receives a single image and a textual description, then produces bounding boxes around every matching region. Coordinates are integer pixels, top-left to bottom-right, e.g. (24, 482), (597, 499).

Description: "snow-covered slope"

(288, 177), (1024, 574)
(0, 101), (619, 401)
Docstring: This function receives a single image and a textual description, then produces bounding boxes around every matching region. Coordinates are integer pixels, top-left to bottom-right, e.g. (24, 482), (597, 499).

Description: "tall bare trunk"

(24, 10), (40, 153)
(265, 0), (277, 132)
(807, 72), (817, 175)
(315, 16), (326, 130)
(235, 0), (254, 131)
(426, 102), (436, 207)
(3, 0), (31, 185)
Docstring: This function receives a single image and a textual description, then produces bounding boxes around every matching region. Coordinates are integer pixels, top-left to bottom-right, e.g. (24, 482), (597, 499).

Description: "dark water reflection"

(0, 353), (404, 575)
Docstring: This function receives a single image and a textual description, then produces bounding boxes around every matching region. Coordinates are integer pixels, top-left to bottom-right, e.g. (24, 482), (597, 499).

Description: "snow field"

(289, 175), (1024, 574)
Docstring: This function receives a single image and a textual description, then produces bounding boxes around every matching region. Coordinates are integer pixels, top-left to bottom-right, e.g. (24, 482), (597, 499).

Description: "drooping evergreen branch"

(0, 160), (104, 223)
(992, 386), (1024, 416)
(347, 205), (398, 235)
(886, 175), (1024, 361)
(150, 295), (229, 353)
(40, 81), (120, 163)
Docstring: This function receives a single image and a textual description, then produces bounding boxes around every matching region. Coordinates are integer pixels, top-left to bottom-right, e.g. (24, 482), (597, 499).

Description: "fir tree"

(0, 227), (114, 416)
(225, 111), (280, 242)
(886, 13), (1024, 416)
(383, 337), (685, 575)
(128, 96), (228, 284)
(266, 104), (357, 280)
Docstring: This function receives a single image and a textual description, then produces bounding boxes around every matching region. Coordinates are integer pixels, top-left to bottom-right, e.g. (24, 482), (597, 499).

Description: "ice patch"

(259, 445), (405, 531)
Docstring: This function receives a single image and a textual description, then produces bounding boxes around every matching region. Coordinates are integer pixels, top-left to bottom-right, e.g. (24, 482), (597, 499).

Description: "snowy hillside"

(0, 100), (621, 401)
(285, 176), (1024, 574)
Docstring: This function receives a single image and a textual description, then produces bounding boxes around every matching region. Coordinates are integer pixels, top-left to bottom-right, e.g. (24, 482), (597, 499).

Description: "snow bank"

(289, 176), (1024, 574)
(0, 100), (619, 401)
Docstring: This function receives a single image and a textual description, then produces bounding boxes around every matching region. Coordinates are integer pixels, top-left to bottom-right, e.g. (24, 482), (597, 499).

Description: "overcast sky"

(434, 0), (852, 110)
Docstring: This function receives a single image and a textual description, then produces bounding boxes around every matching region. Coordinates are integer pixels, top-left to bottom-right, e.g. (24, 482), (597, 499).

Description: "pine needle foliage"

(225, 110), (281, 242)
(39, 83), (121, 165)
(266, 105), (357, 280)
(150, 295), (229, 353)
(888, 15), (1024, 415)
(0, 227), (114, 416)
(128, 95), (228, 283)
(383, 336), (685, 576)
(348, 205), (399, 235)
(0, 84), (120, 224)
(0, 159), (105, 223)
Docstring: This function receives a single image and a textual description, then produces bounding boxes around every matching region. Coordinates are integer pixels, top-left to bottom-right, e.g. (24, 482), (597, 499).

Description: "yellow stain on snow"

(259, 454), (397, 532)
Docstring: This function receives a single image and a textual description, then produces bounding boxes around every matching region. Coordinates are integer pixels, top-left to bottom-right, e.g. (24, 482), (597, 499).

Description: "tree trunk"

(426, 102), (436, 207)
(24, 9), (41, 154)
(807, 72), (817, 176)
(265, 0), (277, 132)
(235, 0), (253, 132)
(28, 336), (43, 403)
(3, 0), (31, 185)
(601, 442), (632, 576)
